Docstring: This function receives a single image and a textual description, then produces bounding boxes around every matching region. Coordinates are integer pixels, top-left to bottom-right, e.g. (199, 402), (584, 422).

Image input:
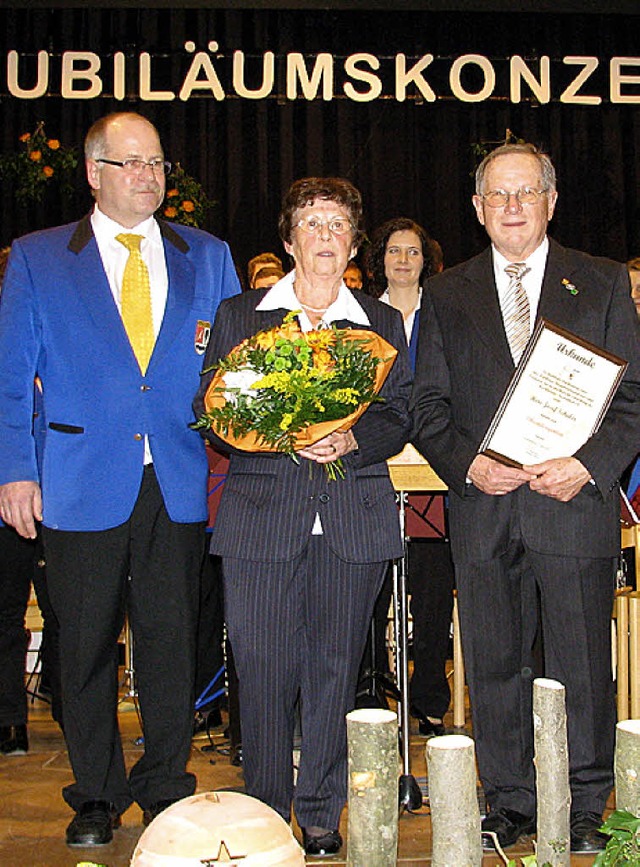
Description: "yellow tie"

(116, 233), (155, 373)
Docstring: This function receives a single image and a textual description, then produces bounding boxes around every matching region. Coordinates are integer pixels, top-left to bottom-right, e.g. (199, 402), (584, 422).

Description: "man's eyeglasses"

(96, 158), (172, 176)
(481, 187), (548, 208)
(295, 216), (353, 236)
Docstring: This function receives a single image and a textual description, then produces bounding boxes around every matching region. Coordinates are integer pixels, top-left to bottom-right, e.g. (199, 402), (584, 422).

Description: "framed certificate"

(480, 319), (628, 467)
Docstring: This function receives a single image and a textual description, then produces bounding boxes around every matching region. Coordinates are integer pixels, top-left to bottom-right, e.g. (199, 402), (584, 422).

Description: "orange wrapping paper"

(203, 329), (398, 453)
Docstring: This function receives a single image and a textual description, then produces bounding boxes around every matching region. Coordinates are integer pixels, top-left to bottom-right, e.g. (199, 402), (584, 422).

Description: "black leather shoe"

(410, 707), (446, 738)
(481, 807), (536, 850)
(570, 811), (608, 853)
(418, 717), (446, 738)
(302, 828), (343, 856)
(142, 798), (180, 827)
(0, 724), (28, 755)
(66, 800), (121, 847)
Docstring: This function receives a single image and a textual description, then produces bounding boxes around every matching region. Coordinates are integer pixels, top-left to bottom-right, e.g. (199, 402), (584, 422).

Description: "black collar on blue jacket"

(67, 213), (190, 255)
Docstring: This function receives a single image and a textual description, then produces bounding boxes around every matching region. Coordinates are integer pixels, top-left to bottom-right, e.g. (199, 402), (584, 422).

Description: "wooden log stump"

(346, 708), (399, 867)
(426, 733), (481, 866)
(615, 718), (640, 815)
(533, 677), (570, 866)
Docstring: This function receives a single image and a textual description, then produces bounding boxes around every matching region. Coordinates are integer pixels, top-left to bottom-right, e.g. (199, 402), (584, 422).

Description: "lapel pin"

(562, 278), (579, 295)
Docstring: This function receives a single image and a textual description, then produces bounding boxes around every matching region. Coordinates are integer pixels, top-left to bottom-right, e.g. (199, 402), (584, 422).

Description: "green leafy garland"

(0, 122), (78, 204)
(161, 162), (214, 229)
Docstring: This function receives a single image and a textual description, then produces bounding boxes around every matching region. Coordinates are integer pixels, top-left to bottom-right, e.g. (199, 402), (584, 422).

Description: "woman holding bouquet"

(194, 178), (412, 857)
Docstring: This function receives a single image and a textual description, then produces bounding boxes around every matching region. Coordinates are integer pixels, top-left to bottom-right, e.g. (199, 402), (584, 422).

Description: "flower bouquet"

(194, 312), (397, 479)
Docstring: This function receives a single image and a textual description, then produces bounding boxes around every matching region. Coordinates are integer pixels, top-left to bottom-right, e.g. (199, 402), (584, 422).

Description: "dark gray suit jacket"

(411, 238), (640, 562)
(194, 289), (413, 563)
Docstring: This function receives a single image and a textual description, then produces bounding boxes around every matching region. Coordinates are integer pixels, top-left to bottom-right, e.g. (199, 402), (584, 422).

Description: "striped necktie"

(503, 262), (530, 365)
(116, 233), (155, 373)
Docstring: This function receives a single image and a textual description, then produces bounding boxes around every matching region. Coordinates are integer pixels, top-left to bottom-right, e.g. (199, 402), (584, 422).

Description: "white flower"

(222, 367), (260, 404)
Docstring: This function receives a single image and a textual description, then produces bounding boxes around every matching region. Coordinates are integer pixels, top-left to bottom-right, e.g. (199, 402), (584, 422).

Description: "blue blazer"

(0, 215), (240, 531)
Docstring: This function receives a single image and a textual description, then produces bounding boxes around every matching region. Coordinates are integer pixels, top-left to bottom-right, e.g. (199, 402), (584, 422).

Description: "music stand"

(387, 444), (447, 813)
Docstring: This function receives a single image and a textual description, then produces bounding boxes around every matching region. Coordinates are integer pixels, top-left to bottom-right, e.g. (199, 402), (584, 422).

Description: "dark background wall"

(1, 5), (639, 277)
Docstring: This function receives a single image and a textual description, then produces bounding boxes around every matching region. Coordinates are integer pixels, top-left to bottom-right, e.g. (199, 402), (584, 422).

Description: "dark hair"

(278, 177), (365, 248)
(475, 142), (556, 196)
(364, 218), (433, 298)
(627, 256), (640, 273)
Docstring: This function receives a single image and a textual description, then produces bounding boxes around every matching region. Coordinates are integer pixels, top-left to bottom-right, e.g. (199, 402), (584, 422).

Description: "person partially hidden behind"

(411, 143), (640, 854)
(0, 112), (240, 846)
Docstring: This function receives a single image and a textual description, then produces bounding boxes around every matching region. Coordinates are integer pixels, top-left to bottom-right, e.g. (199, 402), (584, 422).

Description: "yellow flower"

(164, 206), (178, 218)
(252, 371), (292, 392)
(167, 188), (179, 198)
(47, 139), (60, 150)
(19, 132), (30, 142)
(280, 413), (294, 431)
(29, 150), (42, 162)
(42, 166), (54, 178)
(254, 330), (278, 350)
(331, 387), (360, 405)
(306, 330), (336, 349)
(182, 200), (195, 213)
(312, 349), (334, 373)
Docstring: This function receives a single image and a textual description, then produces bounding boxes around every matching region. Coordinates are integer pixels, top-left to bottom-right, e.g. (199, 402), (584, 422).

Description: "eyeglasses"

(295, 216), (353, 236)
(481, 187), (548, 208)
(96, 158), (172, 176)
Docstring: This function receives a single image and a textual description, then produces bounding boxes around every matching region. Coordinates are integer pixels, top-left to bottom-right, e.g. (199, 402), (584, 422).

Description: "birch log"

(533, 677), (570, 866)
(346, 708), (398, 867)
(615, 719), (640, 815)
(426, 734), (482, 867)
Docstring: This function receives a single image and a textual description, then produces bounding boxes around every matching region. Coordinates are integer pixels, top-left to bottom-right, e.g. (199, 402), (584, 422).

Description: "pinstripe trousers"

(223, 536), (387, 828)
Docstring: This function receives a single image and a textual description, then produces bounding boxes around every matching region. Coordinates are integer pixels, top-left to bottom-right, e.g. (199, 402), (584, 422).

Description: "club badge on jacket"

(195, 320), (211, 354)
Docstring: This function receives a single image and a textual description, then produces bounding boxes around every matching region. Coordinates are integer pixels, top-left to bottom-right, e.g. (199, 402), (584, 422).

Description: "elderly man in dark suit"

(0, 112), (240, 847)
(411, 143), (640, 854)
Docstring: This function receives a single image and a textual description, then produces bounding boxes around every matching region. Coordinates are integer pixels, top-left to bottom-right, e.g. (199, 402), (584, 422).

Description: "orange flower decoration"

(182, 200), (195, 212)
(42, 166), (54, 178)
(19, 132), (31, 142)
(164, 206), (178, 218)
(166, 188), (179, 198)
(29, 150), (42, 162)
(312, 349), (334, 373)
(47, 139), (60, 150)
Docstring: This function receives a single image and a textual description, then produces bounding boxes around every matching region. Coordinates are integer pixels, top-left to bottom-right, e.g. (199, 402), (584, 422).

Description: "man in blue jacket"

(0, 112), (240, 846)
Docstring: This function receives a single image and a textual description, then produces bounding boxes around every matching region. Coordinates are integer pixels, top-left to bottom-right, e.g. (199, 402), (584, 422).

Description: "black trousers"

(0, 526), (34, 727)
(456, 541), (616, 817)
(43, 466), (205, 814)
(223, 536), (387, 828)
(0, 526), (61, 727)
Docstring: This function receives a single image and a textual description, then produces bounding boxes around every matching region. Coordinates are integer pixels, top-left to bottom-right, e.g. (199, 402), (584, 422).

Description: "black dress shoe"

(481, 807), (536, 850)
(0, 724), (28, 755)
(410, 706), (446, 738)
(570, 810), (608, 853)
(66, 800), (121, 847)
(302, 828), (343, 856)
(142, 798), (180, 827)
(417, 717), (446, 738)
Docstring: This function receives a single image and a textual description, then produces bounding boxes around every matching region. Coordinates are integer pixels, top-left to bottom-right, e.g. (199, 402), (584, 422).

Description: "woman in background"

(364, 217), (454, 738)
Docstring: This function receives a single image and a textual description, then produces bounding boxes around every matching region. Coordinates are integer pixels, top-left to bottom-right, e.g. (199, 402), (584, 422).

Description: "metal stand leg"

(119, 617), (143, 739)
(395, 490), (423, 814)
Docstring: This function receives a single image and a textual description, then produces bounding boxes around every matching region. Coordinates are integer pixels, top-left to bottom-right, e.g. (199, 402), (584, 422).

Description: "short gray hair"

(475, 143), (556, 196)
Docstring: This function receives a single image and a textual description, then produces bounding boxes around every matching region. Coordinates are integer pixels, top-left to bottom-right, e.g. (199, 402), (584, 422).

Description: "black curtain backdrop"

(0, 6), (639, 278)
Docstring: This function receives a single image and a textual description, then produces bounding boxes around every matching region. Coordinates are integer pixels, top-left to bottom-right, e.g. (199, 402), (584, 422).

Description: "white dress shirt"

(492, 237), (549, 336)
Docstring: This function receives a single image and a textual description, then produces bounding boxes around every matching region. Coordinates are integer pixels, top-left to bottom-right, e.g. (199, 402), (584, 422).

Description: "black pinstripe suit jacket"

(194, 289), (413, 563)
(411, 238), (640, 562)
